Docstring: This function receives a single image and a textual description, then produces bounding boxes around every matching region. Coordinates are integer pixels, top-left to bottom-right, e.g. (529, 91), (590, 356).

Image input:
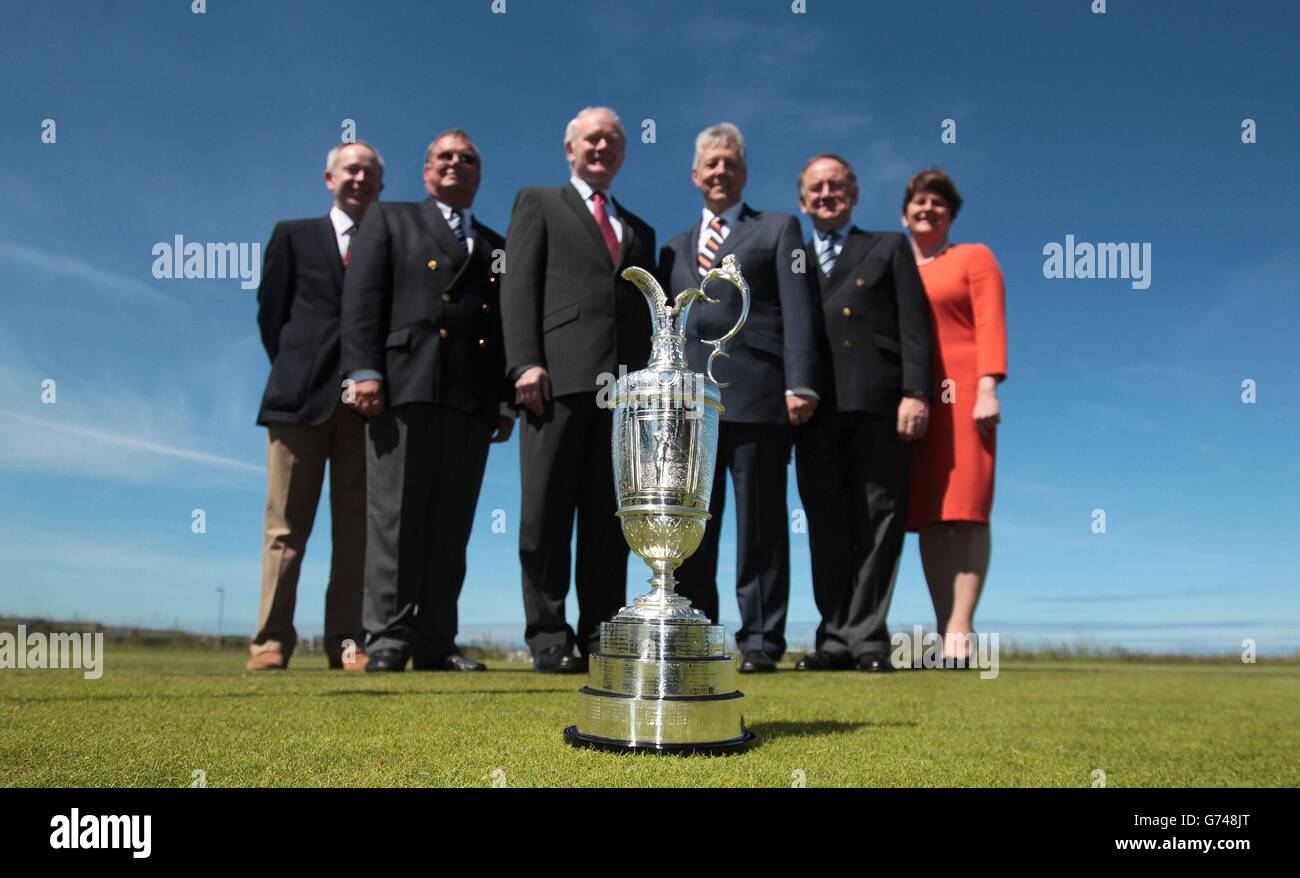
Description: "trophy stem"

(614, 561), (709, 622)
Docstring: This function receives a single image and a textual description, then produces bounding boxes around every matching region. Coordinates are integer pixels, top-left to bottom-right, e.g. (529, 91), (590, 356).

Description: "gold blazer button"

(842, 307), (852, 317)
(842, 339), (853, 349)
(481, 302), (491, 312)
(855, 278), (865, 287)
(439, 328), (449, 338)
(427, 259), (438, 271)
(441, 293), (451, 302)
(478, 338), (487, 347)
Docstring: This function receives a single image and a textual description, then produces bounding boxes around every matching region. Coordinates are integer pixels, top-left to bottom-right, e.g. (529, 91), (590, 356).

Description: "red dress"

(907, 243), (1007, 529)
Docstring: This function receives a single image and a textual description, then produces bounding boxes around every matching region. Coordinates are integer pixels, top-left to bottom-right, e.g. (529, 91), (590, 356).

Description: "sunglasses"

(436, 150), (478, 166)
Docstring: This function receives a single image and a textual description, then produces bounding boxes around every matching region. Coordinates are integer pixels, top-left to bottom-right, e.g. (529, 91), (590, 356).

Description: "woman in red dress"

(901, 169), (1007, 666)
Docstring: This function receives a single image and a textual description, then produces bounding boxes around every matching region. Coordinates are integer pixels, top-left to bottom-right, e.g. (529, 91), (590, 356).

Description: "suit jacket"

(256, 216), (349, 426)
(807, 227), (932, 415)
(339, 199), (512, 427)
(660, 204), (822, 425)
(500, 183), (657, 398)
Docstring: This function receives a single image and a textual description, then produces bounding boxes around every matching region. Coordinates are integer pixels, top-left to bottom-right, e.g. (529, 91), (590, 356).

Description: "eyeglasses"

(436, 151), (478, 166)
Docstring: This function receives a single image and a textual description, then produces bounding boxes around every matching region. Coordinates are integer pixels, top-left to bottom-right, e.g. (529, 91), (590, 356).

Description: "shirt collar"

(702, 201), (744, 229)
(569, 175), (617, 215)
(330, 206), (357, 235)
(816, 221), (851, 244)
(433, 198), (473, 234)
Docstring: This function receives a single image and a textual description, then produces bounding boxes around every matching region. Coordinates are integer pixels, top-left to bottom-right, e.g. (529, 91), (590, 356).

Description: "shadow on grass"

(748, 719), (915, 740)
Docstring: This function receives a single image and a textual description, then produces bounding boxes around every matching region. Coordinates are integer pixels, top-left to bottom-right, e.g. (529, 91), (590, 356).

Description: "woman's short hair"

(902, 168), (963, 220)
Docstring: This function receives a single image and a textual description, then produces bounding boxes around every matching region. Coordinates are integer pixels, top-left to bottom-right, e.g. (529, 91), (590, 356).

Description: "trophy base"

(564, 725), (757, 756)
(566, 620), (756, 756)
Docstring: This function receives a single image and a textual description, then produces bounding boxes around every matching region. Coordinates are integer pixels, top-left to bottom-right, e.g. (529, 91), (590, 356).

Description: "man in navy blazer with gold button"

(340, 129), (513, 673)
(658, 123), (823, 673)
(792, 153), (932, 673)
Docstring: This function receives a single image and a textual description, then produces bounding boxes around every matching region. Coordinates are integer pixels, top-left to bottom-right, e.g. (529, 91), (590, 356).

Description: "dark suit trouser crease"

(519, 393), (628, 657)
(363, 403), (491, 658)
(253, 403), (367, 663)
(674, 421), (792, 661)
(795, 410), (908, 658)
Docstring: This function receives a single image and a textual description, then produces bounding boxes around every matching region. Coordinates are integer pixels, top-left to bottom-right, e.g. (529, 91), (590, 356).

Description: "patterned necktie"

(591, 191), (620, 266)
(818, 230), (839, 276)
(697, 215), (728, 277)
(343, 225), (356, 269)
(448, 208), (467, 250)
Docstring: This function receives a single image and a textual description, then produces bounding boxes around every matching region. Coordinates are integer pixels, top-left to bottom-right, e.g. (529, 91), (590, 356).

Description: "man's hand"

(349, 379), (385, 418)
(786, 393), (818, 426)
(491, 415), (515, 443)
(897, 396), (929, 442)
(515, 366), (551, 416)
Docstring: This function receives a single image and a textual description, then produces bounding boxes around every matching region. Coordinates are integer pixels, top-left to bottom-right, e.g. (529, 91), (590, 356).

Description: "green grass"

(2, 648), (1297, 787)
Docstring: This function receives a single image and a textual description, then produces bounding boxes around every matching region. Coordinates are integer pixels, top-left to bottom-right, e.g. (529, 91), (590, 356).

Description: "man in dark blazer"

(793, 154), (933, 672)
(501, 106), (656, 672)
(340, 129), (514, 673)
(250, 141), (384, 672)
(659, 123), (823, 673)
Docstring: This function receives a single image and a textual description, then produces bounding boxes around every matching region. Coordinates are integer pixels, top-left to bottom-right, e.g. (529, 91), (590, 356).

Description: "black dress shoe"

(533, 646), (584, 674)
(414, 652), (486, 672)
(857, 652), (897, 673)
(739, 651), (777, 674)
(794, 651), (854, 671)
(364, 648), (407, 673)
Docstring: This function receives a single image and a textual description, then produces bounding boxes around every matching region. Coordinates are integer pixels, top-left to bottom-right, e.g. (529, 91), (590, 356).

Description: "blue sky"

(2, 0), (1297, 653)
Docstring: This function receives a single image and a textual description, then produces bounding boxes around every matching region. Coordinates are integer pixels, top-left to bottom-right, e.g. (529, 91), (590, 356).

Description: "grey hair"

(424, 129), (478, 167)
(563, 106), (627, 149)
(693, 123), (746, 169)
(325, 141), (385, 177)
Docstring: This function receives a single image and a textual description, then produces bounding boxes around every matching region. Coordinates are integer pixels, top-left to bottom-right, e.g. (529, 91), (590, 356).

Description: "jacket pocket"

(542, 302), (580, 333)
(386, 327), (412, 349)
(745, 328), (784, 358)
(873, 333), (901, 355)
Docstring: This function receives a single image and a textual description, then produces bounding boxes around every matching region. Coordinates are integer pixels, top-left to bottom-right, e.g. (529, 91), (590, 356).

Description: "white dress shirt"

(434, 199), (475, 254)
(330, 206), (358, 260)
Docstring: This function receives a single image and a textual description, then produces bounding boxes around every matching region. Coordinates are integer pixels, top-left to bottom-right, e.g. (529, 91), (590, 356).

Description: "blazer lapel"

(713, 203), (760, 265)
(418, 199), (468, 272)
(561, 182), (612, 265)
(613, 196), (636, 270)
(320, 216), (344, 286)
(825, 226), (868, 294)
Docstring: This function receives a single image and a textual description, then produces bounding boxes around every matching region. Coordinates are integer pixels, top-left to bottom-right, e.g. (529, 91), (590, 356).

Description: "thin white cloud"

(0, 410), (262, 476)
(0, 239), (176, 306)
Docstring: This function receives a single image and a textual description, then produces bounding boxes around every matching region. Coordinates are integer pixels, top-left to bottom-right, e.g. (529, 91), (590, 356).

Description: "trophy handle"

(691, 255), (750, 388)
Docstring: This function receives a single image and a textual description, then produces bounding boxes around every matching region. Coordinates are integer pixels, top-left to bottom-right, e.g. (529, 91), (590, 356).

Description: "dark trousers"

(794, 409), (908, 658)
(518, 393), (628, 657)
(675, 421), (792, 660)
(363, 403), (491, 658)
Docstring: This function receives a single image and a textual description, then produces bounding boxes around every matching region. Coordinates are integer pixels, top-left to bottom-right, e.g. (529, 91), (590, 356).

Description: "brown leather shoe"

(342, 651), (369, 672)
(245, 651), (287, 671)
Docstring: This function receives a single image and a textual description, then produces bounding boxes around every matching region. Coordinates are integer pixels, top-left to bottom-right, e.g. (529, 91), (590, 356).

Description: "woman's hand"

(973, 375), (1000, 435)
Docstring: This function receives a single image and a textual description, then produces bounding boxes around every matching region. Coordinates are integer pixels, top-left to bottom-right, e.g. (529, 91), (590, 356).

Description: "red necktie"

(343, 225), (356, 269)
(591, 191), (620, 266)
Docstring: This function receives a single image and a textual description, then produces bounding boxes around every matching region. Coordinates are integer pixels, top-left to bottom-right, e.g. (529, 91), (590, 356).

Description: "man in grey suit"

(501, 107), (657, 672)
(658, 123), (823, 673)
(341, 129), (514, 672)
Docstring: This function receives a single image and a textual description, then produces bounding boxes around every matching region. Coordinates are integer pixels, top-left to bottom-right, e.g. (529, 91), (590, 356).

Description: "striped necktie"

(697, 215), (728, 277)
(447, 209), (467, 250)
(818, 230), (840, 276)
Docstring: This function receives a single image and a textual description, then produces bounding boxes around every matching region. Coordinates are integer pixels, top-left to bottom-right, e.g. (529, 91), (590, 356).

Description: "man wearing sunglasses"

(341, 130), (514, 672)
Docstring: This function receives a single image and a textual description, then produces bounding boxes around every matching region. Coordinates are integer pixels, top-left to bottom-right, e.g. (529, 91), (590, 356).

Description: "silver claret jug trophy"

(564, 254), (757, 755)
